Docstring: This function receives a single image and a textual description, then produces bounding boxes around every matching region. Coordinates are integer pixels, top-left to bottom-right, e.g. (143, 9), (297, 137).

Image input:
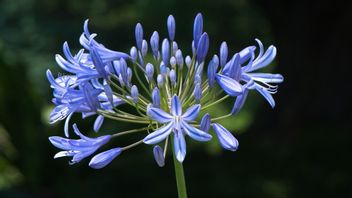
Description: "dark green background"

(0, 0), (351, 197)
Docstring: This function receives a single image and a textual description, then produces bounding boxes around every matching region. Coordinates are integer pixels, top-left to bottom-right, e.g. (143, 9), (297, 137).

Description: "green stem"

(201, 95), (229, 111)
(211, 113), (233, 121)
(173, 149), (188, 198)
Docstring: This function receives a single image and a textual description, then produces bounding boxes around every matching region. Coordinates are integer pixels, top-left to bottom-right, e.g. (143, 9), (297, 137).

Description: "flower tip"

(89, 148), (122, 169)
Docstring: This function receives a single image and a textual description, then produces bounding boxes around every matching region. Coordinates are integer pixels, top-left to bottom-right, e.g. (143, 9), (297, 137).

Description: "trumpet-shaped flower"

(49, 124), (111, 164)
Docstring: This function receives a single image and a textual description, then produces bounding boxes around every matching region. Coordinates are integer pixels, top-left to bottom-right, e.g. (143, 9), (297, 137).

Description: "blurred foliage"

(0, 0), (351, 198)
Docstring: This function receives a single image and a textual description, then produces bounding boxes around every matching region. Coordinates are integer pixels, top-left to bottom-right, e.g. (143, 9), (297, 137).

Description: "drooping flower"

(49, 124), (111, 164)
(143, 95), (212, 162)
(47, 70), (124, 136)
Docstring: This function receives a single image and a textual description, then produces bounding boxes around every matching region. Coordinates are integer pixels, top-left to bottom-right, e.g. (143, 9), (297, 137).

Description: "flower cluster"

(47, 13), (283, 169)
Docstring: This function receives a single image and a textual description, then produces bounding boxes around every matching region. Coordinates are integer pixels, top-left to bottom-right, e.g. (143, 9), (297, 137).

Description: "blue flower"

(143, 95), (212, 162)
(47, 70), (124, 136)
(49, 124), (111, 164)
(217, 39), (284, 114)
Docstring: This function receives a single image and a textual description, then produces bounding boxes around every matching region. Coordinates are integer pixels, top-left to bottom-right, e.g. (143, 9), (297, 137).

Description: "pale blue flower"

(143, 95), (212, 162)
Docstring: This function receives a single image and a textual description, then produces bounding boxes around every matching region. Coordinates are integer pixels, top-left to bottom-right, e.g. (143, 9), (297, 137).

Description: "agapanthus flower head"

(47, 13), (283, 169)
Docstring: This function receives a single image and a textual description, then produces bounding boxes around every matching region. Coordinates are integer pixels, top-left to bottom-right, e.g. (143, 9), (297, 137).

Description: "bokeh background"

(0, 0), (351, 197)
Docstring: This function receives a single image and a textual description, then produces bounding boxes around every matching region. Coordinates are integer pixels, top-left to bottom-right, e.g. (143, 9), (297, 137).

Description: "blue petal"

(171, 95), (182, 116)
(249, 45), (277, 72)
(182, 105), (200, 121)
(143, 122), (174, 144)
(215, 74), (243, 96)
(103, 80), (113, 105)
(174, 130), (186, 162)
(93, 115), (104, 132)
(89, 147), (122, 169)
(212, 123), (239, 151)
(228, 54), (241, 81)
(49, 105), (70, 124)
(72, 149), (98, 164)
(239, 46), (256, 64)
(231, 89), (249, 115)
(53, 150), (77, 159)
(255, 85), (276, 108)
(90, 48), (108, 79)
(153, 145), (165, 167)
(200, 113), (211, 133)
(181, 121), (212, 142)
(49, 136), (72, 150)
(147, 107), (173, 123)
(248, 73), (284, 84)
(64, 113), (73, 137)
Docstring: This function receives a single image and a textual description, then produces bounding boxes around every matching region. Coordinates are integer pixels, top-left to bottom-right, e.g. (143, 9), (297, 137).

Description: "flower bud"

(153, 145), (165, 167)
(160, 63), (168, 76)
(185, 56), (192, 68)
(170, 56), (176, 68)
(220, 41), (228, 67)
(194, 83), (202, 103)
(196, 33), (209, 63)
(146, 63), (154, 80)
(212, 123), (239, 151)
(118, 74), (125, 87)
(207, 60), (216, 88)
(141, 40), (148, 57)
(127, 67), (132, 83)
(130, 46), (137, 62)
(162, 39), (170, 66)
(113, 60), (121, 75)
(200, 114), (211, 133)
(152, 87), (160, 108)
(193, 13), (203, 49)
(212, 54), (219, 70)
(89, 148), (122, 169)
(172, 41), (178, 53)
(119, 58), (128, 83)
(135, 23), (143, 50)
(175, 49), (184, 68)
(93, 115), (105, 132)
(157, 74), (164, 87)
(131, 85), (139, 103)
(194, 74), (201, 85)
(150, 31), (159, 58)
(167, 15), (176, 41)
(169, 69), (176, 86)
